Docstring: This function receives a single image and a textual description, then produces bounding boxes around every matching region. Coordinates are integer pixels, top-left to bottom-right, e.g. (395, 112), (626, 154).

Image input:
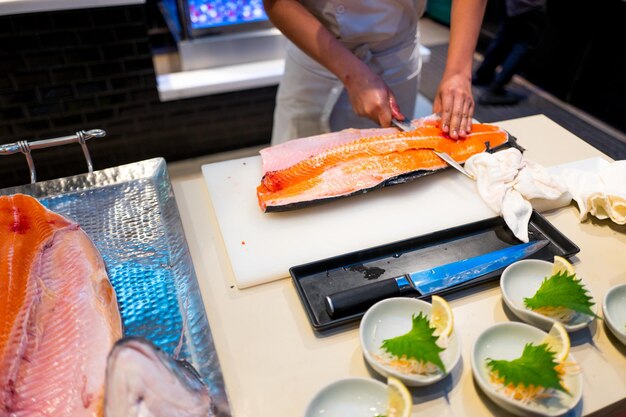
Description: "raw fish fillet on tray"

(257, 116), (512, 212)
(0, 193), (218, 417)
(0, 194), (122, 416)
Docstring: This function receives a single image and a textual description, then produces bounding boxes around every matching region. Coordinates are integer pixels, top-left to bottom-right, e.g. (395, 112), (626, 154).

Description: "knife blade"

(391, 118), (415, 132)
(391, 118), (474, 179)
(324, 239), (549, 318)
(433, 151), (475, 180)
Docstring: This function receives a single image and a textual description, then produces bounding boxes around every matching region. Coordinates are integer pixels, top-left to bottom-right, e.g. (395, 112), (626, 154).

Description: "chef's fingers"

(448, 94), (467, 139)
(465, 100), (475, 134)
(389, 95), (405, 121)
(373, 91), (393, 128)
(432, 94), (442, 116)
(439, 92), (454, 134)
(458, 100), (473, 138)
(344, 65), (395, 127)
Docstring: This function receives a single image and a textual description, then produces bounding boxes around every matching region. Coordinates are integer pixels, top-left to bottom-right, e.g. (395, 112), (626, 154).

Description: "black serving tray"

(290, 210), (579, 333)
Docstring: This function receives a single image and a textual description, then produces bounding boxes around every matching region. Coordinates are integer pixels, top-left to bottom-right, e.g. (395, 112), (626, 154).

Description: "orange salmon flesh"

(0, 194), (122, 417)
(257, 121), (509, 211)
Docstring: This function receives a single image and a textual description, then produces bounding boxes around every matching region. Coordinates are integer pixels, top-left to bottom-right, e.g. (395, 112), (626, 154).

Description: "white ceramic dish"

(359, 297), (461, 387)
(303, 377), (388, 417)
(500, 259), (596, 332)
(603, 283), (626, 346)
(471, 322), (583, 417)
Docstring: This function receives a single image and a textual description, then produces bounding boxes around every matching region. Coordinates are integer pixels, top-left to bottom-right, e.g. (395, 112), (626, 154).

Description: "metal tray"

(291, 211), (579, 334)
(0, 158), (230, 416)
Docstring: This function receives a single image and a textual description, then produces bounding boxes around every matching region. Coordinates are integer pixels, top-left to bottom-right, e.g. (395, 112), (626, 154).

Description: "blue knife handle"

(325, 277), (413, 318)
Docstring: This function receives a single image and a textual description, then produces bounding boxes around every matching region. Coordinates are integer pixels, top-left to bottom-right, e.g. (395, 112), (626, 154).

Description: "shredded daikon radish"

(374, 352), (441, 376)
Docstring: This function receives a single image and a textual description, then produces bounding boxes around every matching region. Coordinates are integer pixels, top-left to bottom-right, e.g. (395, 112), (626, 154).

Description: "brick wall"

(0, 4), (277, 188)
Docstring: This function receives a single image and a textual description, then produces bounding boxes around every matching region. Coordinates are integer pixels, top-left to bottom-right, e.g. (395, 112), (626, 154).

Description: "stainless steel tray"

(0, 158), (230, 416)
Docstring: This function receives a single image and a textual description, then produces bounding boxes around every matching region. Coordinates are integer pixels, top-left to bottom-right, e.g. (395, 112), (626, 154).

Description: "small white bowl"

(500, 259), (597, 332)
(603, 283), (626, 346)
(359, 297), (461, 387)
(471, 322), (583, 417)
(303, 377), (387, 417)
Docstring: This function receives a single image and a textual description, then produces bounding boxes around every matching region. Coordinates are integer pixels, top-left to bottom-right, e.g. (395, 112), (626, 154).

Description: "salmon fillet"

(259, 126), (399, 173)
(0, 194), (122, 417)
(257, 120), (510, 211)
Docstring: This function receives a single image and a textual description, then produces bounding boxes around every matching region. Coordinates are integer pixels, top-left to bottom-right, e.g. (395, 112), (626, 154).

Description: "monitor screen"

(187, 0), (268, 30)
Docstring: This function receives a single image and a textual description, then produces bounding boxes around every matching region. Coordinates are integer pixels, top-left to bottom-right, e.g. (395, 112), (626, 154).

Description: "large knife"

(325, 239), (549, 318)
(391, 118), (475, 179)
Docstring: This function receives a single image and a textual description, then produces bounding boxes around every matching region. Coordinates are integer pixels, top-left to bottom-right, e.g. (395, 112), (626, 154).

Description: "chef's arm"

(263, 0), (404, 127)
(434, 0), (487, 139)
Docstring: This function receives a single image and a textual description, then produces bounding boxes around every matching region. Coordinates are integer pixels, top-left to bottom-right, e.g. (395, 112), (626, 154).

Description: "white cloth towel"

(560, 160), (626, 225)
(465, 148), (569, 242)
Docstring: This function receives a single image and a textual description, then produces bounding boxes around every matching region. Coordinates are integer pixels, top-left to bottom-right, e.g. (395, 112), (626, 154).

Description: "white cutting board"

(201, 156), (606, 289)
(202, 156), (500, 288)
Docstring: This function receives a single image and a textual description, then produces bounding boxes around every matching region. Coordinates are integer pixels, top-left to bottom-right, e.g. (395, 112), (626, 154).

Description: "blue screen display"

(188, 0), (268, 30)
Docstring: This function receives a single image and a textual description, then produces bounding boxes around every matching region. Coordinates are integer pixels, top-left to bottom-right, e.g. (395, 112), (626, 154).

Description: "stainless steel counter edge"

(0, 0), (145, 17)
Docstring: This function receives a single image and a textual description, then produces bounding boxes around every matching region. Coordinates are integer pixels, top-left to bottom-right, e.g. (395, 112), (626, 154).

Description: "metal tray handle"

(0, 129), (106, 184)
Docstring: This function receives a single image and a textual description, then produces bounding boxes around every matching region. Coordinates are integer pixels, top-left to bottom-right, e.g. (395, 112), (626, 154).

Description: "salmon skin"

(257, 119), (512, 212)
(0, 194), (122, 417)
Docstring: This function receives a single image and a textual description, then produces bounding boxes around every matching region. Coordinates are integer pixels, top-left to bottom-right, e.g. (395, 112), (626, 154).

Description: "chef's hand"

(344, 62), (405, 127)
(263, 1), (406, 127)
(433, 73), (474, 139)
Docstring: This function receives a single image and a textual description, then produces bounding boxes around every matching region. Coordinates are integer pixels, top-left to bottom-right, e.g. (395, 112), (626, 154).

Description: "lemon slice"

(552, 256), (575, 275)
(430, 295), (453, 338)
(387, 376), (412, 417)
(542, 321), (570, 363)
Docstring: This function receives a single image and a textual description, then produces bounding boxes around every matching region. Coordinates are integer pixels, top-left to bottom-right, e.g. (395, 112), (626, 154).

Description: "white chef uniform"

(271, 0), (426, 144)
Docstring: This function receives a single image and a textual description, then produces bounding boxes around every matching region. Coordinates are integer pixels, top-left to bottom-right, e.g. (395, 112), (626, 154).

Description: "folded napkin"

(560, 160), (626, 224)
(465, 148), (570, 242)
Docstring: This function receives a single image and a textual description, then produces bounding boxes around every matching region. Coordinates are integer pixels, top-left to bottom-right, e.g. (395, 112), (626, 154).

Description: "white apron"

(271, 0), (427, 144)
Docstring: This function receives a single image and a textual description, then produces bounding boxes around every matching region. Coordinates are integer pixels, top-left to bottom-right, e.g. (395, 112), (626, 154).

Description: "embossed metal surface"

(0, 158), (230, 416)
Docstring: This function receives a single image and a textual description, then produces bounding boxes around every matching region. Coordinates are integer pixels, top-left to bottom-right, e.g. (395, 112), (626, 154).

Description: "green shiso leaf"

(523, 271), (599, 318)
(380, 312), (445, 373)
(487, 343), (566, 393)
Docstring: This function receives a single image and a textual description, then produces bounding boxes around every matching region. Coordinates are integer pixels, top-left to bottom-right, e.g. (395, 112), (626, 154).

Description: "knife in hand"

(391, 118), (415, 132)
(324, 239), (549, 318)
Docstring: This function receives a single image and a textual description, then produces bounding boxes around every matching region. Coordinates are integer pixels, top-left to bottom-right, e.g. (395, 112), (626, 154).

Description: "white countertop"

(0, 0), (144, 16)
(170, 114), (626, 417)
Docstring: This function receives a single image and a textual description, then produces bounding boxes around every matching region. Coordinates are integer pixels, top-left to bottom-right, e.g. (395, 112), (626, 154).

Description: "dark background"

(0, 3), (276, 187)
(477, 0), (625, 133)
(0, 0), (624, 188)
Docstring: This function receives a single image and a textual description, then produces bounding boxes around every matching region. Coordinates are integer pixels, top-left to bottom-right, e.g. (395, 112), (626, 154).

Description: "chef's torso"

(299, 0), (425, 52)
(271, 0), (427, 143)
